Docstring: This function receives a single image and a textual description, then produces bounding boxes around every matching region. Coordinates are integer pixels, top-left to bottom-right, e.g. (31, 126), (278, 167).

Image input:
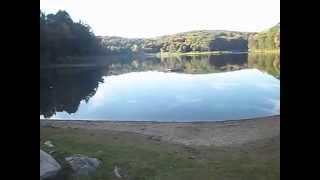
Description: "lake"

(40, 53), (280, 122)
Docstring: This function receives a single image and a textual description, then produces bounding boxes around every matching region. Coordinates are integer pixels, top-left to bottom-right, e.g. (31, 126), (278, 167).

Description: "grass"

(41, 127), (279, 180)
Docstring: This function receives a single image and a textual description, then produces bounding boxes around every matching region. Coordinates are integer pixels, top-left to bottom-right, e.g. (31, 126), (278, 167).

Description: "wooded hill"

(40, 9), (279, 63)
(99, 23), (280, 54)
(99, 30), (253, 54)
(248, 23), (280, 51)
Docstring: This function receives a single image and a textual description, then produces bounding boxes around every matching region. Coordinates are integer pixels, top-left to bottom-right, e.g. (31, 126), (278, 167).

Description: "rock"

(48, 150), (56, 154)
(40, 149), (61, 179)
(188, 155), (196, 159)
(44, 140), (54, 147)
(65, 154), (101, 176)
(149, 135), (161, 142)
(114, 166), (122, 178)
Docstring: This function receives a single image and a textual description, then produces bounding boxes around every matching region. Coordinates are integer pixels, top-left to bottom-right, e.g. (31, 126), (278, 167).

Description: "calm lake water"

(40, 53), (280, 122)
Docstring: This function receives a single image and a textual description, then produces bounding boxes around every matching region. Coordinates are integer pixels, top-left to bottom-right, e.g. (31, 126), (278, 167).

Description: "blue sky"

(41, 0), (280, 38)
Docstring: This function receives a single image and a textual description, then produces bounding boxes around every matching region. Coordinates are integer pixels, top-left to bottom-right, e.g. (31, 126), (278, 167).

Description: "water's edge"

(40, 114), (280, 124)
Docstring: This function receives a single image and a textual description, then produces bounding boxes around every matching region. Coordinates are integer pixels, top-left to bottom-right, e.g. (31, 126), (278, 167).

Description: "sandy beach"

(41, 115), (279, 146)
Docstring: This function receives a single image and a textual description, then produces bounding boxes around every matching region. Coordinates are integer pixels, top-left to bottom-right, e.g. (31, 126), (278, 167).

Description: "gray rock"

(65, 154), (101, 176)
(40, 149), (61, 179)
(114, 166), (122, 178)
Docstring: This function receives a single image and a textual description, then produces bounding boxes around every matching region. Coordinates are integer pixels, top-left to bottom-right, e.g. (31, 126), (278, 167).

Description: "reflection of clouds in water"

(49, 69), (280, 121)
(266, 98), (280, 114)
(86, 83), (117, 109)
(209, 82), (239, 90)
(176, 95), (201, 103)
(168, 95), (202, 108)
(40, 115), (46, 119)
(128, 100), (138, 104)
(256, 82), (280, 90)
(272, 99), (280, 114)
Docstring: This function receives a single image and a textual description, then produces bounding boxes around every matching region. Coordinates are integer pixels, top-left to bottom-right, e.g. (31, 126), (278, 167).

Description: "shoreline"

(249, 50), (280, 53)
(41, 115), (279, 146)
(159, 51), (248, 57)
(40, 114), (279, 124)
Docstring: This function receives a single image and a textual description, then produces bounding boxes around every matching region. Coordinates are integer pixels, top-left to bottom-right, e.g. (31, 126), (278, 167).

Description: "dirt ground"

(41, 115), (279, 146)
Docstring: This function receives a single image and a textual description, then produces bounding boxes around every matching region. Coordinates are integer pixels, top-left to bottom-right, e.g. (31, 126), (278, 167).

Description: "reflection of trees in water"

(161, 55), (219, 73)
(160, 54), (248, 73)
(106, 53), (280, 77)
(106, 54), (249, 74)
(40, 53), (280, 117)
(248, 53), (280, 78)
(40, 67), (107, 118)
(108, 57), (162, 75)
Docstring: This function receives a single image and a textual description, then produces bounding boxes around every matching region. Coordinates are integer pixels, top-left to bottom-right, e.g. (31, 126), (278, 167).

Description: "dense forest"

(100, 25), (280, 54)
(100, 30), (251, 54)
(40, 10), (103, 63)
(248, 23), (280, 51)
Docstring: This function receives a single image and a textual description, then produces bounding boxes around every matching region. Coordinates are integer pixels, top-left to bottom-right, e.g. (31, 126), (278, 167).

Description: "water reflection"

(107, 53), (250, 75)
(40, 67), (107, 118)
(40, 53), (280, 120)
(248, 53), (280, 78)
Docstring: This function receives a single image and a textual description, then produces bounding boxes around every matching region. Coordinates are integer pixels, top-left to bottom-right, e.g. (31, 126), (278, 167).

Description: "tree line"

(248, 23), (280, 51)
(40, 10), (104, 63)
(100, 30), (251, 54)
(40, 9), (279, 64)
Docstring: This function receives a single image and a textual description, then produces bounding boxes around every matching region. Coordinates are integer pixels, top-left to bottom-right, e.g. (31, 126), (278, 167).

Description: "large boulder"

(40, 149), (61, 179)
(65, 154), (101, 176)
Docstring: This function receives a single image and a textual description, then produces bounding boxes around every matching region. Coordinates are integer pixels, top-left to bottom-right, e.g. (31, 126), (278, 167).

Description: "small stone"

(44, 140), (54, 148)
(188, 156), (196, 159)
(114, 166), (122, 178)
(65, 154), (101, 176)
(150, 136), (161, 141)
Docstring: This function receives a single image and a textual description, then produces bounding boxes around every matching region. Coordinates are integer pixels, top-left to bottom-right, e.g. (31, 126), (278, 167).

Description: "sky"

(40, 0), (280, 38)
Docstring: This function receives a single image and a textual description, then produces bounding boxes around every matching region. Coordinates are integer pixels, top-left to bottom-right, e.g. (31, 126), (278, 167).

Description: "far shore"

(249, 49), (280, 53)
(40, 50), (279, 69)
(159, 51), (248, 57)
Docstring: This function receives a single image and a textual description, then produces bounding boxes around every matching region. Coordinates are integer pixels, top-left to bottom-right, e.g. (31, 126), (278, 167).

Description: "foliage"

(100, 30), (252, 54)
(248, 23), (280, 51)
(40, 10), (103, 63)
(99, 36), (162, 54)
(158, 31), (250, 53)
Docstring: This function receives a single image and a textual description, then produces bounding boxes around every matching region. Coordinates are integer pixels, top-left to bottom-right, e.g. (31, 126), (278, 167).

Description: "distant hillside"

(248, 23), (280, 51)
(99, 25), (280, 54)
(153, 30), (252, 53)
(99, 30), (254, 54)
(97, 36), (145, 54)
